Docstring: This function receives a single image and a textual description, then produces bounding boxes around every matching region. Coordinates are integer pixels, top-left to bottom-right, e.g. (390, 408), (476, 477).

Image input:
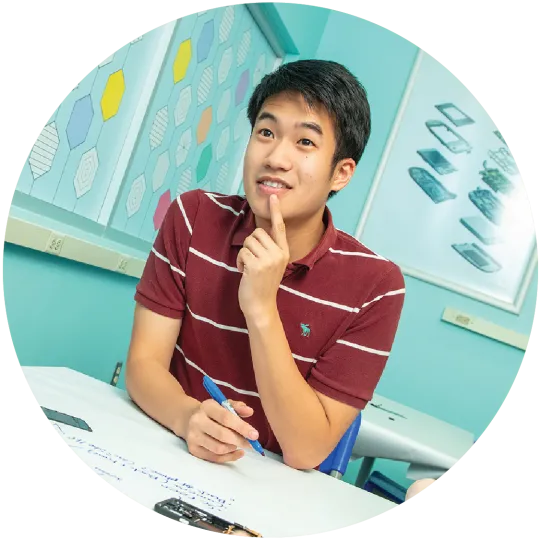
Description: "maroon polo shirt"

(135, 189), (405, 455)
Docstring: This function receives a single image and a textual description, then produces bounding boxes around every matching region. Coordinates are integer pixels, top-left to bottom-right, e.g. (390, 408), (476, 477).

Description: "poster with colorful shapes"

(16, 24), (173, 225)
(108, 5), (279, 244)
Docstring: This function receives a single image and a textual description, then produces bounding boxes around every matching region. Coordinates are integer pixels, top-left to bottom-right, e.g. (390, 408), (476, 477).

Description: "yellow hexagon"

(173, 39), (192, 84)
(101, 70), (125, 121)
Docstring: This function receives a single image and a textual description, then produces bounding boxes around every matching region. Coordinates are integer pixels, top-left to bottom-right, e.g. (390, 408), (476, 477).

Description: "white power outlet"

(116, 256), (130, 274)
(45, 233), (65, 255)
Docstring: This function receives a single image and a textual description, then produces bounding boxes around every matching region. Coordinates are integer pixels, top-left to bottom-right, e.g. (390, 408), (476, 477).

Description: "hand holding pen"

(183, 376), (264, 463)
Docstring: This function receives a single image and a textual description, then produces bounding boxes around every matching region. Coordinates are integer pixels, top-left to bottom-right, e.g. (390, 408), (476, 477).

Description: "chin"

(248, 197), (271, 221)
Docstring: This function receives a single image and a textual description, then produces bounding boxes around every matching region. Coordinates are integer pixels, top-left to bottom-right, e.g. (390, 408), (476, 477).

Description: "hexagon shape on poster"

(173, 39), (192, 84)
(176, 129), (193, 167)
(150, 106), (169, 150)
(101, 70), (125, 121)
(197, 106), (212, 144)
(216, 127), (230, 161)
(217, 89), (231, 124)
(126, 175), (146, 217)
(197, 20), (214, 63)
(74, 147), (99, 198)
(197, 66), (213, 105)
(253, 54), (266, 86)
(219, 6), (234, 43)
(237, 30), (251, 66)
(29, 122), (59, 180)
(235, 69), (249, 106)
(153, 190), (172, 230)
(174, 85), (192, 127)
(218, 47), (233, 85)
(177, 167), (192, 196)
(234, 108), (249, 141)
(67, 95), (94, 150)
(216, 161), (229, 193)
(153, 151), (170, 192)
(196, 145), (213, 183)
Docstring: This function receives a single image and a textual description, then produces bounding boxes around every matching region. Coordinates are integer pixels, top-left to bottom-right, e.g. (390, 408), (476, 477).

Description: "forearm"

(126, 359), (200, 439)
(245, 308), (332, 469)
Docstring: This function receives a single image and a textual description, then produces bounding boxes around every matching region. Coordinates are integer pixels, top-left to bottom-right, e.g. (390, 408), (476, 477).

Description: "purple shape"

(235, 69), (249, 106)
(197, 20), (215, 63)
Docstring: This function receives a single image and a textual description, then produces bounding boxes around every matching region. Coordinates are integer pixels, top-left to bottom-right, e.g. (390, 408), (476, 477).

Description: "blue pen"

(202, 375), (265, 457)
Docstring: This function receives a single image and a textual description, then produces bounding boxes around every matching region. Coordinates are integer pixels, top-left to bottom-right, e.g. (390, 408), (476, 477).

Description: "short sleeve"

(134, 190), (200, 319)
(307, 265), (405, 410)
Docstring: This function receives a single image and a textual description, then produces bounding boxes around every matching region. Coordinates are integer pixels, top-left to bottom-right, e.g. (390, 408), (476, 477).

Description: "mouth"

(256, 176), (292, 195)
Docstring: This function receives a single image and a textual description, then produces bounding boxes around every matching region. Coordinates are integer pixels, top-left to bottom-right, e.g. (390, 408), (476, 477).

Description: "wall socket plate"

(116, 256), (130, 274)
(45, 232), (65, 255)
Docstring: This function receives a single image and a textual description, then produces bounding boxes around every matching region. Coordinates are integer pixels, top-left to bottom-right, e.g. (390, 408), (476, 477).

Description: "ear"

(330, 158), (356, 194)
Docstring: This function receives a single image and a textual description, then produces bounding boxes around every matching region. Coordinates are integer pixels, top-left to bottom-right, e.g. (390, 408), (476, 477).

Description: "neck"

(255, 207), (326, 263)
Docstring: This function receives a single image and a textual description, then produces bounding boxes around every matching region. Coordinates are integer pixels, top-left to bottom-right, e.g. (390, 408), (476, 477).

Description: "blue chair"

(363, 471), (407, 504)
(319, 413), (362, 479)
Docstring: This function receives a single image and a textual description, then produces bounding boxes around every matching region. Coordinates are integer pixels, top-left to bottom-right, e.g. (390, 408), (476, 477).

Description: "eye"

(258, 128), (274, 138)
(299, 138), (315, 147)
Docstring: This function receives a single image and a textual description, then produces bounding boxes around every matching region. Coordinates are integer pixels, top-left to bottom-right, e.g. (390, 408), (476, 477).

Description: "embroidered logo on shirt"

(300, 323), (311, 337)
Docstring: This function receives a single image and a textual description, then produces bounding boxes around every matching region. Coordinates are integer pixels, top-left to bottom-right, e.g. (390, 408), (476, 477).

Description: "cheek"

(244, 142), (262, 170)
(299, 158), (326, 187)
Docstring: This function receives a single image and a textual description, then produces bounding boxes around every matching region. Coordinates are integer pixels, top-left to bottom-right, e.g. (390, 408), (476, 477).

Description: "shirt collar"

(231, 202), (337, 270)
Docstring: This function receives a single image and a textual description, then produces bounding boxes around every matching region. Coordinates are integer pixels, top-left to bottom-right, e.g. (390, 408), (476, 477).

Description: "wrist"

(173, 396), (201, 439)
(244, 304), (280, 329)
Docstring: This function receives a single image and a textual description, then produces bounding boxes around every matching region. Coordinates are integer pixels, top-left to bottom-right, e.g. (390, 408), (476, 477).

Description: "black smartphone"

(41, 406), (92, 432)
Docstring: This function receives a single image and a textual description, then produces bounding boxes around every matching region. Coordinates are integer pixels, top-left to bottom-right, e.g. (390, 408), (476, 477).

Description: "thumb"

(229, 400), (254, 418)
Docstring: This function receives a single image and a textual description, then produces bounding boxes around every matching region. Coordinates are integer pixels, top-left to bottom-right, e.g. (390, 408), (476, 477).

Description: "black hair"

(247, 59), (371, 198)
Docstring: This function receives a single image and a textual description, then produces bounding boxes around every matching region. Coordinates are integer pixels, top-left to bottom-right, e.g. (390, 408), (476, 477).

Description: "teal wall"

(3, 4), (536, 492)
(270, 2), (330, 59)
(3, 243), (135, 389)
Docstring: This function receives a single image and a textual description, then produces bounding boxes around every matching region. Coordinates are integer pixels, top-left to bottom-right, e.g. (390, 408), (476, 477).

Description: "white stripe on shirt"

(279, 284), (360, 313)
(329, 248), (386, 260)
(336, 339), (390, 357)
(189, 247), (240, 273)
(204, 192), (245, 216)
(176, 195), (193, 235)
(362, 288), (406, 309)
(151, 247), (185, 277)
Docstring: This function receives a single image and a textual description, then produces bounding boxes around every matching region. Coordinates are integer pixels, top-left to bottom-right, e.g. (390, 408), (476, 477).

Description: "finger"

(269, 195), (288, 251)
(236, 247), (255, 272)
(203, 417), (252, 450)
(243, 235), (266, 258)
(251, 228), (277, 250)
(197, 432), (242, 455)
(193, 446), (245, 464)
(229, 400), (254, 418)
(204, 400), (259, 441)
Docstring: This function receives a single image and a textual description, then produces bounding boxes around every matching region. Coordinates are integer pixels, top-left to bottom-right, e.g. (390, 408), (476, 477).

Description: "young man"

(126, 59), (405, 470)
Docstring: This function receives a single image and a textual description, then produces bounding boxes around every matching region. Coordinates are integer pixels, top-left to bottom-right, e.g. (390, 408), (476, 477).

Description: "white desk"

(22, 367), (395, 537)
(353, 393), (475, 486)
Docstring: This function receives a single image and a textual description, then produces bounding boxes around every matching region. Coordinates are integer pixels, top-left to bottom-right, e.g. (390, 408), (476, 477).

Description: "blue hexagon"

(197, 20), (214, 63)
(67, 95), (94, 150)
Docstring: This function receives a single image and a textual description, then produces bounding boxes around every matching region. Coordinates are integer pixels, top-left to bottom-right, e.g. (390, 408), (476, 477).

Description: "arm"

(128, 193), (258, 464)
(125, 303), (198, 438)
(245, 309), (359, 469)
(238, 196), (404, 469)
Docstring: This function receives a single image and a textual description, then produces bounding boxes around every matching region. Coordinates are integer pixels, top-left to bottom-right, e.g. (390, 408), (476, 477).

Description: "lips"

(256, 176), (292, 190)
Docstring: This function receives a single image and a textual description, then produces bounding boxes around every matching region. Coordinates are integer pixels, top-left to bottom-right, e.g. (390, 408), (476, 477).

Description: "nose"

(263, 139), (293, 172)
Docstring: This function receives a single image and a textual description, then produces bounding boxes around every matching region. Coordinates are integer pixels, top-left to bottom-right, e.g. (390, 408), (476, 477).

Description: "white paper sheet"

(49, 419), (395, 537)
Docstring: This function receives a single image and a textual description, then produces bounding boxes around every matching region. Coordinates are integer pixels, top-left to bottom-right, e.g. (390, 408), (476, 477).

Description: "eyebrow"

(256, 111), (324, 137)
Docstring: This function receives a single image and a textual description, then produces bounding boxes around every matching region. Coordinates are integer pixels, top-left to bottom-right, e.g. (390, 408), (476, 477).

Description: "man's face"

(242, 91), (350, 224)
